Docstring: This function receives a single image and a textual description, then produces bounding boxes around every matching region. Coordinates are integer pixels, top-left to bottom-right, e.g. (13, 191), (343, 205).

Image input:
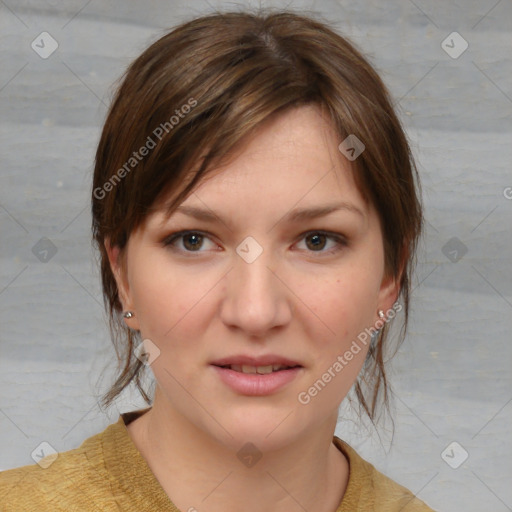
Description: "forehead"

(153, 105), (370, 224)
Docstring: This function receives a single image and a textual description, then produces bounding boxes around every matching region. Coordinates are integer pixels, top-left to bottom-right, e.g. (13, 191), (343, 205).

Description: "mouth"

(213, 364), (301, 374)
(210, 355), (303, 395)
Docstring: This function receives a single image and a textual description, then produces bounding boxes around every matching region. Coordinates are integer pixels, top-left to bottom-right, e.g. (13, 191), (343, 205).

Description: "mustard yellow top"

(0, 408), (435, 511)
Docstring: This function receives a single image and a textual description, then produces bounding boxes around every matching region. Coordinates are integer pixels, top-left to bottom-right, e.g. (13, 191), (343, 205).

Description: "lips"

(210, 354), (303, 395)
(211, 355), (302, 372)
(220, 364), (295, 374)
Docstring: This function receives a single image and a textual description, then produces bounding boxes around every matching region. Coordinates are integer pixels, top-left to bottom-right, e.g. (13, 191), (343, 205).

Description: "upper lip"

(211, 354), (302, 367)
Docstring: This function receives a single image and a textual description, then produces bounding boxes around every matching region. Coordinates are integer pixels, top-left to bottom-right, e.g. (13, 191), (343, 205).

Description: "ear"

(105, 237), (140, 330)
(377, 272), (401, 319)
(377, 246), (408, 321)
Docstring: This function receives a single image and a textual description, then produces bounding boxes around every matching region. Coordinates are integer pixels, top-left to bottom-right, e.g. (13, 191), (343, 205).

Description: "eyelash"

(161, 230), (348, 256)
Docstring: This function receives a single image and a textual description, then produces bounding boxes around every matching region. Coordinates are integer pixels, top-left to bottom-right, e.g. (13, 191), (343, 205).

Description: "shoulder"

(334, 437), (436, 512)
(0, 423), (121, 512)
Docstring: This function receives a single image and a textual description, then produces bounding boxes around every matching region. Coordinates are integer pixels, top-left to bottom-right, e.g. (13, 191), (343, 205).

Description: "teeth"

(227, 364), (290, 374)
(256, 365), (273, 374)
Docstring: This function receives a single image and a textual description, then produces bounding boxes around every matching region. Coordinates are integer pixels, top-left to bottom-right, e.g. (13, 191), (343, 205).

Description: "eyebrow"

(170, 202), (365, 229)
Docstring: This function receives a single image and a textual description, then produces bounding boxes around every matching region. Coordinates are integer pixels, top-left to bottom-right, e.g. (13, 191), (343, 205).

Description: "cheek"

(128, 250), (218, 342)
(299, 264), (382, 347)
(298, 271), (380, 405)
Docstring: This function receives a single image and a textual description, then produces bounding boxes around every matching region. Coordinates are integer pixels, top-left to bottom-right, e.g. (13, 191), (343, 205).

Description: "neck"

(127, 389), (349, 512)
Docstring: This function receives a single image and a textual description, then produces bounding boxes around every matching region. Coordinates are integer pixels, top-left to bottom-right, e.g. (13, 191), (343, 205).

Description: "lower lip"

(211, 365), (302, 396)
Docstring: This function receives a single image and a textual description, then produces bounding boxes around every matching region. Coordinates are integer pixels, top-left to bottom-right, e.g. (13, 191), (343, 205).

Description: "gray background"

(1, 1), (511, 511)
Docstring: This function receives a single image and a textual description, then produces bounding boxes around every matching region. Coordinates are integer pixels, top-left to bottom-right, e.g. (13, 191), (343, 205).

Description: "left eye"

(163, 230), (346, 255)
(296, 232), (346, 254)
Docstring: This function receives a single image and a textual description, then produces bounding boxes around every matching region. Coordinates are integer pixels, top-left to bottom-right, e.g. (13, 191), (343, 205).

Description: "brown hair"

(92, 9), (422, 424)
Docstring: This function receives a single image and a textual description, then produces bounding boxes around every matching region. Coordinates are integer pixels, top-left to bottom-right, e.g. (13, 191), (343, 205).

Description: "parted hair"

(92, 9), (423, 424)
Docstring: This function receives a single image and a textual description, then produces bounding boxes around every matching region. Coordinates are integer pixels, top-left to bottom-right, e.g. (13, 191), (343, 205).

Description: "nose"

(219, 242), (293, 338)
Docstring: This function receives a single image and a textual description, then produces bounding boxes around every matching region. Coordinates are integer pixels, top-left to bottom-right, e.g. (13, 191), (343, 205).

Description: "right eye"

(162, 230), (219, 253)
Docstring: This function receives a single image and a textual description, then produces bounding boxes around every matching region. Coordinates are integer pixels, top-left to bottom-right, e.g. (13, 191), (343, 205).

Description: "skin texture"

(107, 105), (400, 512)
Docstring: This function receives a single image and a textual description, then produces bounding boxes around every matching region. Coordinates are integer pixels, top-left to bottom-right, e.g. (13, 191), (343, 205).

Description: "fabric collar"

(95, 407), (368, 511)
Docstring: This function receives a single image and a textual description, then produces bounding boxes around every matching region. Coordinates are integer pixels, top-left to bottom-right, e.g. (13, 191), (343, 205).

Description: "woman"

(0, 9), (435, 511)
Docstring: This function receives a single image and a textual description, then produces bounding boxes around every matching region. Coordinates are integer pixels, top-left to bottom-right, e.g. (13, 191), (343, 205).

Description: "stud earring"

(378, 310), (385, 319)
(123, 311), (135, 319)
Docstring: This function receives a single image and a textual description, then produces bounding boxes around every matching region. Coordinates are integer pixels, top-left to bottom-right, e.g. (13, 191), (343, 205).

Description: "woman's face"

(110, 105), (399, 451)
